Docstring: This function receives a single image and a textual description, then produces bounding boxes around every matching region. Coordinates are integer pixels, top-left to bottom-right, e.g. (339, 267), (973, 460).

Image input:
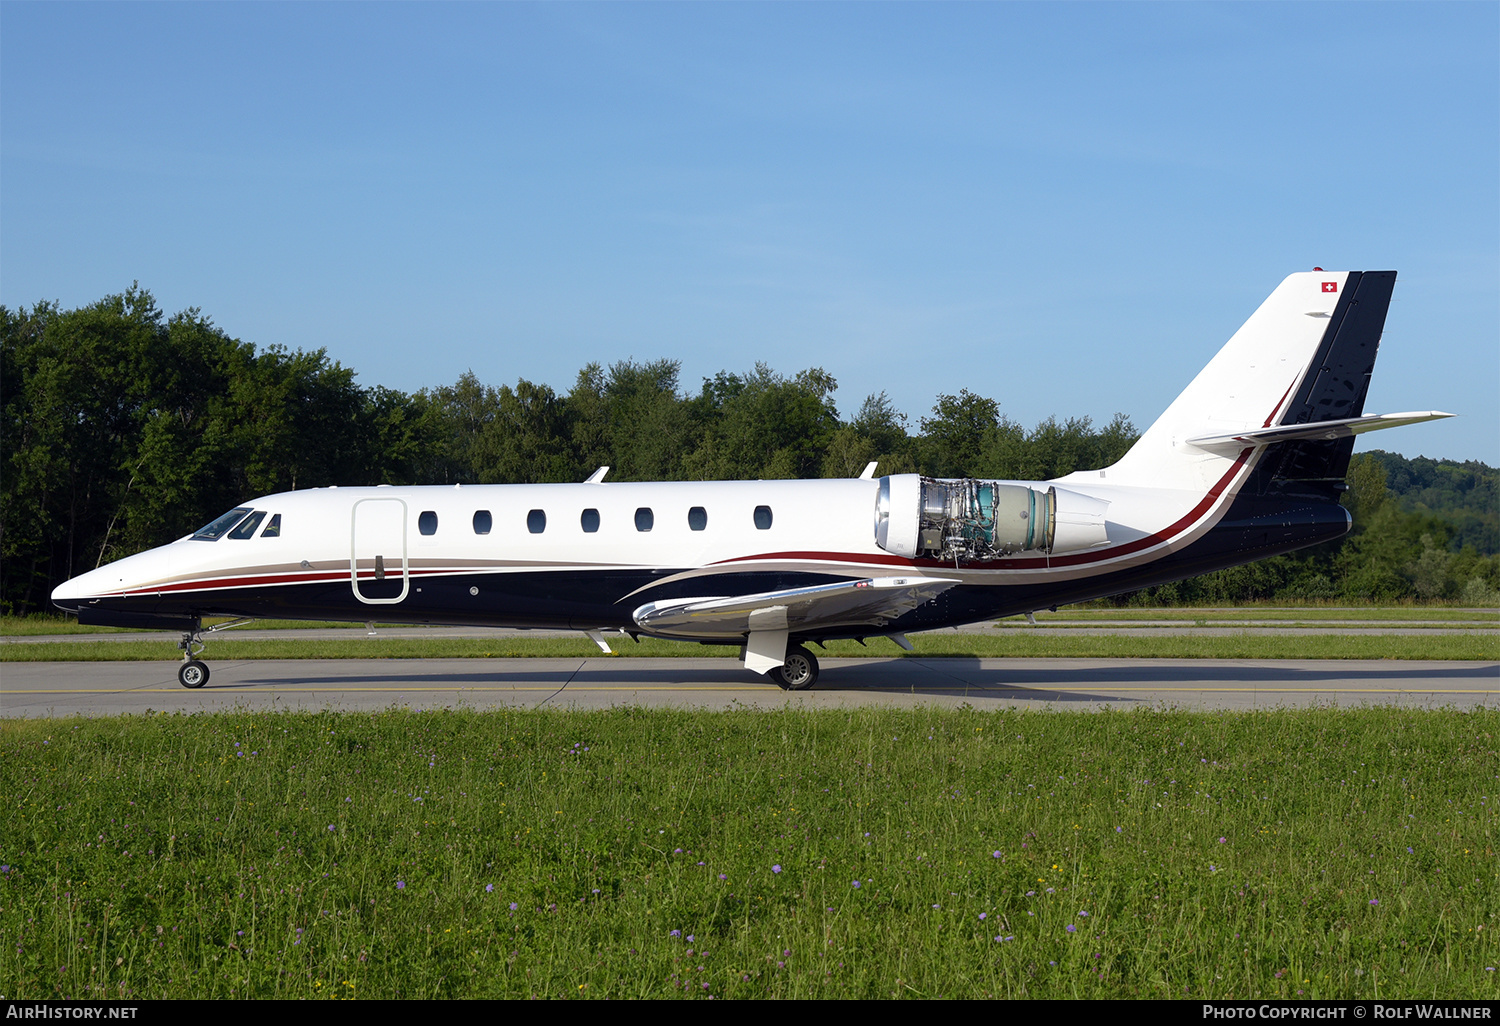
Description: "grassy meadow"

(2, 707), (1495, 1000)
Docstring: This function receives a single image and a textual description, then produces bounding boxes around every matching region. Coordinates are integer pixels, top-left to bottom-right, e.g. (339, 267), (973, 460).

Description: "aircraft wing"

(631, 575), (961, 639)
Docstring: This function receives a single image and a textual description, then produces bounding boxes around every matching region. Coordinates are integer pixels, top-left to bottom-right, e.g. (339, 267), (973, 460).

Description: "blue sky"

(3, 2), (1496, 464)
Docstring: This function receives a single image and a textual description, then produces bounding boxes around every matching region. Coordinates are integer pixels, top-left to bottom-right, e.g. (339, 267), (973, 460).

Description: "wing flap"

(632, 575), (960, 639)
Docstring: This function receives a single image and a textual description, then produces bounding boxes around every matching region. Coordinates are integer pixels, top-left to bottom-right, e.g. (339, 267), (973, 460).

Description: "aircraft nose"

(50, 576), (79, 606)
(50, 559), (136, 611)
(51, 567), (105, 610)
(50, 543), (183, 613)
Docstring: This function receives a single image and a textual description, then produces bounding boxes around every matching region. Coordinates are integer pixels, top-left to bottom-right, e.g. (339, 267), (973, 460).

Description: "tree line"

(2, 287), (1495, 614)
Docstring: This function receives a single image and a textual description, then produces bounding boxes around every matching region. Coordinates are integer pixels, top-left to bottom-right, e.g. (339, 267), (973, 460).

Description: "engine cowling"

(874, 474), (1109, 561)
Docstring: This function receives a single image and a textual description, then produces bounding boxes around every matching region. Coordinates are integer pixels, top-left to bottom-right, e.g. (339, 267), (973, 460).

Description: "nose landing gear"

(178, 658), (209, 688)
(175, 617), (254, 688)
(178, 627), (209, 688)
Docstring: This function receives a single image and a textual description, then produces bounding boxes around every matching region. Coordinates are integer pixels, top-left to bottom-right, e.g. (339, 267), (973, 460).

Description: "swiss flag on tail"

(1322, 281), (1338, 293)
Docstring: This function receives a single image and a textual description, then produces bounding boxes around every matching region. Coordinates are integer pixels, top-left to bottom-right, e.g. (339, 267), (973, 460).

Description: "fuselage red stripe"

(118, 566), (451, 597)
(1263, 380), (1296, 429)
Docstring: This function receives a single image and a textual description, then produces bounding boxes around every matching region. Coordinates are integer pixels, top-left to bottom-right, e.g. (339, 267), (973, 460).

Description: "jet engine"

(873, 474), (1110, 561)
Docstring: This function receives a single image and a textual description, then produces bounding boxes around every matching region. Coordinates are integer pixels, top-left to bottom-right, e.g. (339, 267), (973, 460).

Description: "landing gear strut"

(178, 627), (209, 688)
(769, 645), (819, 691)
(174, 617), (254, 688)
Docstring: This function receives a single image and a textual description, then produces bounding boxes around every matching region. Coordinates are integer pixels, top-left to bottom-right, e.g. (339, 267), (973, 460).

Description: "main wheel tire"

(178, 660), (209, 689)
(769, 646), (819, 691)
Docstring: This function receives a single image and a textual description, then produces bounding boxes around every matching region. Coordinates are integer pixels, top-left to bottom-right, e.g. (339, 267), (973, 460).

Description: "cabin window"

(581, 508), (600, 533)
(228, 511), (267, 540)
(635, 507), (654, 532)
(473, 510), (492, 535)
(418, 511), (438, 536)
(192, 507), (252, 541)
(688, 506), (708, 531)
(754, 505), (773, 530)
(528, 509), (547, 534)
(260, 514), (281, 538)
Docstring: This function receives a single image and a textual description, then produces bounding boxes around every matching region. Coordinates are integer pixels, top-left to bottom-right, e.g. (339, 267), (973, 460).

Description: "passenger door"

(351, 498), (409, 604)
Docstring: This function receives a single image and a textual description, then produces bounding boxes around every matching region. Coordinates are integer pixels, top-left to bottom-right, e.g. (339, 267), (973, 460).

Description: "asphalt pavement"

(3, 655), (1495, 716)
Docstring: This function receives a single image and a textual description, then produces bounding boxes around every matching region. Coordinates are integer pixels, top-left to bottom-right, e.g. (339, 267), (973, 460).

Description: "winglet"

(859, 461), (879, 480)
(584, 466), (610, 484)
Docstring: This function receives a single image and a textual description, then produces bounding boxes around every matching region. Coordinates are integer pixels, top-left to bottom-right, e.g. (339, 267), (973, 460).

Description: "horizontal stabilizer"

(632, 576), (959, 639)
(1185, 412), (1453, 456)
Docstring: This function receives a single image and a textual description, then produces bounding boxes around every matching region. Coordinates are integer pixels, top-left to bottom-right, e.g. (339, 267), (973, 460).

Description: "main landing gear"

(176, 617), (254, 688)
(768, 645), (820, 691)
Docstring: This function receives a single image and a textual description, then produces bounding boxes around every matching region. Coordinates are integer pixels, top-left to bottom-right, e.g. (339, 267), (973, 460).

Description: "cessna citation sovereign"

(52, 271), (1450, 690)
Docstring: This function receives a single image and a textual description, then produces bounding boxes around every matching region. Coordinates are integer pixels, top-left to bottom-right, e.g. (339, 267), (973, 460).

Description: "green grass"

(1, 707), (1495, 999)
(996, 621), (1495, 631)
(2, 632), (1495, 662)
(1005, 609), (1500, 623)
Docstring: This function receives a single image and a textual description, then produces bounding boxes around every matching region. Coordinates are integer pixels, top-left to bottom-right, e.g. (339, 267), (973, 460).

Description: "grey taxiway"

(3, 655), (1495, 717)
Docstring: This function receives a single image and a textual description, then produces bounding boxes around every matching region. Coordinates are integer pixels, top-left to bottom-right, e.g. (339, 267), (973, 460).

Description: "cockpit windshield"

(228, 511), (267, 539)
(192, 507), (252, 541)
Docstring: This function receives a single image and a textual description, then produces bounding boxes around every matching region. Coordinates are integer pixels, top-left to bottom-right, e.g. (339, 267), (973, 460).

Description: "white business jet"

(51, 271), (1449, 690)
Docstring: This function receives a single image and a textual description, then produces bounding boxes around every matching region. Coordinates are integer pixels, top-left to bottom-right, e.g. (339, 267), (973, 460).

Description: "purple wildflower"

(772, 865), (782, 874)
(1066, 924), (1076, 933)
(852, 881), (860, 888)
(509, 903), (518, 911)
(396, 880), (405, 890)
(670, 930), (681, 937)
(485, 884), (494, 893)
(1369, 899), (1379, 906)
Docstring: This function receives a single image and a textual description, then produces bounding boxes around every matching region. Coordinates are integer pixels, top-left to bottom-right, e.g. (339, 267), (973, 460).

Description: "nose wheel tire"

(178, 660), (210, 689)
(769, 646), (819, 691)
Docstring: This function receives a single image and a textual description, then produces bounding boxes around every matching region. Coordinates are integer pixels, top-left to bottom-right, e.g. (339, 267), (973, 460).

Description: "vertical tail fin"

(1097, 271), (1396, 494)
